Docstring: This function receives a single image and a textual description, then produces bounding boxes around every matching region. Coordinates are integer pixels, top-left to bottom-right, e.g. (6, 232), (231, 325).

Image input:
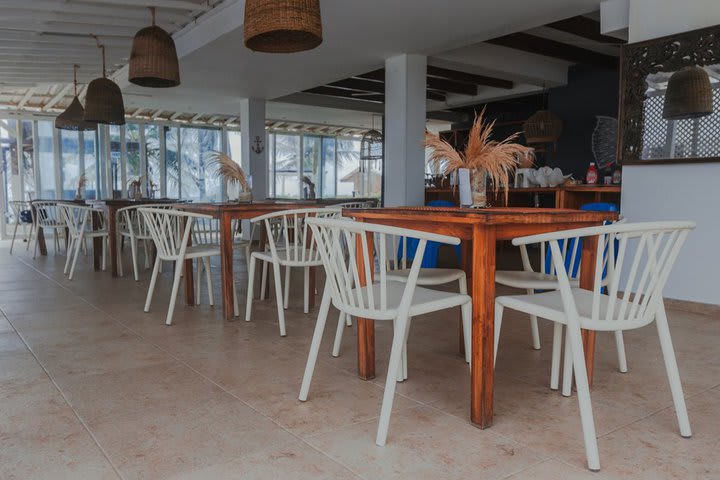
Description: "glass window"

(336, 138), (360, 198)
(37, 121), (56, 199)
(20, 121), (34, 201)
(60, 130), (80, 200)
(273, 133), (300, 198)
(302, 136), (321, 199)
(227, 130), (241, 163)
(321, 137), (336, 198)
(145, 125), (161, 198)
(180, 127), (222, 201)
(109, 125), (122, 197)
(83, 131), (98, 200)
(125, 124), (142, 185)
(165, 126), (179, 198)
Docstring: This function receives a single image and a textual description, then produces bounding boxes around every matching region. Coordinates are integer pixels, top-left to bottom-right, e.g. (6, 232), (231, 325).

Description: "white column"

(383, 54), (427, 207)
(240, 98), (267, 200)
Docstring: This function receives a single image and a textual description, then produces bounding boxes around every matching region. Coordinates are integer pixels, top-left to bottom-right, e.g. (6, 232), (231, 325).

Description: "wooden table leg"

(459, 239), (473, 357)
(108, 206), (119, 277)
(579, 234), (599, 387)
(356, 227), (375, 380)
(37, 227), (47, 255)
(219, 212), (235, 320)
(470, 224), (496, 429)
(92, 211), (101, 271)
(183, 217), (195, 307)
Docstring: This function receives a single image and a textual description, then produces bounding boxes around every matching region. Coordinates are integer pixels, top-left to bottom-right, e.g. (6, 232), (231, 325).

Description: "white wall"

(621, 0), (720, 305)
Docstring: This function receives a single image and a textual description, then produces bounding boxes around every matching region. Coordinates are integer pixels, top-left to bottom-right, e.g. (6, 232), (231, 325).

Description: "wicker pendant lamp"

(55, 65), (97, 131)
(244, 0), (323, 53)
(84, 43), (125, 125)
(663, 66), (714, 120)
(523, 110), (563, 144)
(360, 115), (383, 161)
(129, 7), (180, 88)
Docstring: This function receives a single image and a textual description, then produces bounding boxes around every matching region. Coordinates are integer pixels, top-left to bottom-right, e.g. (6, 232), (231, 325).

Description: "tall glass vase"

(470, 169), (487, 208)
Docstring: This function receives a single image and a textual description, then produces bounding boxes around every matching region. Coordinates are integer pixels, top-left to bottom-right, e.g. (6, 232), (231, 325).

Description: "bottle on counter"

(585, 162), (599, 185)
(603, 168), (613, 185)
(612, 166), (622, 185)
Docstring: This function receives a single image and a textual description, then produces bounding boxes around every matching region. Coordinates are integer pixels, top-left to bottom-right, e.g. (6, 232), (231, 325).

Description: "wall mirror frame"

(618, 24), (720, 166)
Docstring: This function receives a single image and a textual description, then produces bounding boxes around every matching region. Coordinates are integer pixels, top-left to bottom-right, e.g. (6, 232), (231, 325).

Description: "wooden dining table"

(175, 200), (338, 321)
(346, 206), (618, 430)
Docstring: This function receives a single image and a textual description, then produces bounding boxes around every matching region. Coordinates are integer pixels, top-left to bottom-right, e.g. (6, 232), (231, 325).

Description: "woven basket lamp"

(129, 7), (180, 88)
(55, 65), (97, 131)
(84, 44), (126, 125)
(523, 110), (563, 144)
(663, 66), (714, 120)
(244, 0), (323, 53)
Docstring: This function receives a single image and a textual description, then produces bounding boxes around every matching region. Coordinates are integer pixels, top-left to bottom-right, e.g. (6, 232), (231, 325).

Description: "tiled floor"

(1, 239), (718, 479)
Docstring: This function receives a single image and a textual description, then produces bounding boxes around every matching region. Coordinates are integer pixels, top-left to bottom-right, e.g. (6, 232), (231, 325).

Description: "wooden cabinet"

(426, 185), (622, 209)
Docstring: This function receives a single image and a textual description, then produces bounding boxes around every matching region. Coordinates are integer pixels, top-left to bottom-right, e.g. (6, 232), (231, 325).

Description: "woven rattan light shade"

(244, 0), (322, 53)
(84, 77), (125, 125)
(129, 25), (180, 88)
(55, 96), (97, 131)
(663, 66), (714, 120)
(523, 110), (563, 144)
(360, 129), (383, 161)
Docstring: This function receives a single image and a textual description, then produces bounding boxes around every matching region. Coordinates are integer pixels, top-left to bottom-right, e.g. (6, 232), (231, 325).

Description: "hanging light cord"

(149, 7), (156, 26)
(93, 36), (106, 78)
(73, 64), (79, 96)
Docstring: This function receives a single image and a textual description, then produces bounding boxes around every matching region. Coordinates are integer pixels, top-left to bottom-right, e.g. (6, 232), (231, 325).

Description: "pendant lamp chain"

(73, 64), (79, 96)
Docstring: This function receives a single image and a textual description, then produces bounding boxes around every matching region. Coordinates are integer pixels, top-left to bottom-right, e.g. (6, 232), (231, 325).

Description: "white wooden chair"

(494, 221), (694, 471)
(244, 208), (342, 336)
(495, 222), (628, 390)
(299, 217), (472, 446)
(332, 200), (376, 209)
(32, 201), (66, 258)
(8, 200), (33, 254)
(116, 204), (174, 281)
(139, 208), (237, 326)
(331, 233), (470, 368)
(57, 203), (109, 280)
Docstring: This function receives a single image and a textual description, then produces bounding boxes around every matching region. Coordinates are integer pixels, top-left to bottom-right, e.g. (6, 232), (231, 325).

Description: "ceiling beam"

(78, 0), (207, 11)
(425, 76), (477, 96)
(485, 32), (618, 69)
(152, 110), (165, 119)
(329, 78), (446, 101)
(426, 65), (513, 90)
(43, 83), (73, 111)
(17, 87), (35, 108)
(546, 16), (626, 44)
(0, 2), (191, 21)
(305, 86), (384, 104)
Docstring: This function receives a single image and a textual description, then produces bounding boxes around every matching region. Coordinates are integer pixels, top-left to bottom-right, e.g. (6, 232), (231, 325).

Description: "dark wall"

(448, 64), (619, 179)
(548, 64), (619, 177)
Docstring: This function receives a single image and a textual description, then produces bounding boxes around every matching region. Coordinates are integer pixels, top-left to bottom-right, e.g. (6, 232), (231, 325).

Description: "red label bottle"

(586, 162), (598, 185)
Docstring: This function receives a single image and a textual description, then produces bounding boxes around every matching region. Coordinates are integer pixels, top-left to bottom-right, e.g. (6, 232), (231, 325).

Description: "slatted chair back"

(515, 222), (694, 331)
(117, 204), (173, 240)
(333, 200), (376, 209)
(139, 208), (209, 261)
(33, 201), (64, 228)
(9, 201), (33, 224)
(57, 203), (101, 238)
(251, 208), (342, 266)
(307, 217), (461, 321)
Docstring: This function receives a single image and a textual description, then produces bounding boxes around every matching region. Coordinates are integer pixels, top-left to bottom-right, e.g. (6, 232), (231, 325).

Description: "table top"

(348, 206), (617, 225)
(88, 198), (179, 207)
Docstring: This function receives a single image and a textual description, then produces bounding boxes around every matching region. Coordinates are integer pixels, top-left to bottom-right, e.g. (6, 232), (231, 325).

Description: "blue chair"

(399, 200), (461, 268)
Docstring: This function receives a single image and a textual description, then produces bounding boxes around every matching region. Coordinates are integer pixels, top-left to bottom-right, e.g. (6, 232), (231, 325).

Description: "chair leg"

(299, 284), (332, 402)
(101, 237), (107, 271)
(655, 305), (692, 437)
(614, 331), (628, 373)
(245, 255), (256, 321)
(233, 279), (239, 317)
(195, 259), (203, 305)
(117, 236), (124, 278)
(459, 276), (471, 364)
(566, 320), (600, 471)
(273, 262), (287, 336)
(260, 260), (268, 300)
(32, 225), (40, 259)
(205, 258), (214, 306)
(493, 301), (504, 366)
(332, 310), (345, 357)
(303, 266), (310, 314)
(63, 237), (75, 274)
(26, 222), (33, 251)
(130, 237), (139, 281)
(9, 221), (19, 254)
(550, 323), (563, 390)
(562, 326), (574, 397)
(68, 234), (83, 280)
(528, 290), (541, 350)
(345, 314), (352, 326)
(401, 316), (412, 381)
(144, 256), (161, 313)
(165, 259), (184, 326)
(376, 312), (411, 446)
(284, 265), (291, 309)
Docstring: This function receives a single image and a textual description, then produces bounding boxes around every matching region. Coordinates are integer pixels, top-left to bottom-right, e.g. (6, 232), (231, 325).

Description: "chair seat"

(344, 281), (471, 320)
(38, 222), (66, 229)
(496, 288), (647, 331)
(183, 244), (221, 259)
(251, 249), (323, 267)
(495, 269), (580, 290)
(82, 229), (109, 238)
(387, 268), (465, 286)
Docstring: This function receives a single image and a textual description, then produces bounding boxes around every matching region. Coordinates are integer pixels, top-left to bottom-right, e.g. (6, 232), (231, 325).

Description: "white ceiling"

(0, 0), (607, 128)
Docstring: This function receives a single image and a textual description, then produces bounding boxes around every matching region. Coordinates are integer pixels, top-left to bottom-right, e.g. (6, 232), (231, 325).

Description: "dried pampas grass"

(208, 152), (249, 192)
(425, 109), (533, 201)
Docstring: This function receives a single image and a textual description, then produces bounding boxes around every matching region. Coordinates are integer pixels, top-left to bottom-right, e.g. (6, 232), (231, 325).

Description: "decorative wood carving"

(618, 25), (720, 165)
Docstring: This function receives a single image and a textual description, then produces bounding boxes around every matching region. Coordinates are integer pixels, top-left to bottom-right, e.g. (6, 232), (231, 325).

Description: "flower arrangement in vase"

(209, 152), (251, 202)
(425, 109), (533, 207)
(128, 176), (143, 200)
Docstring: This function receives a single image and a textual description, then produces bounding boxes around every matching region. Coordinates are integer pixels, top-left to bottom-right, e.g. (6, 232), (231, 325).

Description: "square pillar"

(240, 98), (268, 200)
(383, 54), (427, 207)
